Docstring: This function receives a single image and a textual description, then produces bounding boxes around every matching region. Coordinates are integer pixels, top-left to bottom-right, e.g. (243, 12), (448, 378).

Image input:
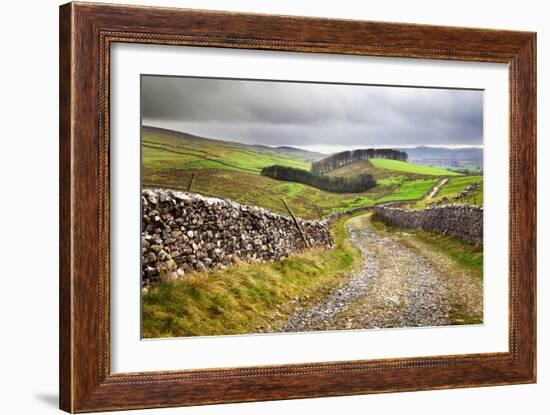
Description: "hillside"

(405, 146), (483, 172)
(410, 175), (483, 208)
(369, 158), (462, 176)
(327, 159), (416, 181)
(326, 160), (386, 180)
(142, 126), (448, 219)
(327, 159), (460, 182)
(311, 148), (408, 175)
(142, 126), (322, 171)
(248, 144), (325, 164)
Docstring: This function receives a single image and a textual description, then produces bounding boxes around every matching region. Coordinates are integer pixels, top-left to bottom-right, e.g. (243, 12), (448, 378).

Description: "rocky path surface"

(424, 178), (449, 200)
(282, 214), (480, 332)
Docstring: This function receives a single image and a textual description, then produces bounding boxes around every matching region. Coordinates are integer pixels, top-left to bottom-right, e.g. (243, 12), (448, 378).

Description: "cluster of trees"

(261, 165), (376, 194)
(311, 148), (409, 175)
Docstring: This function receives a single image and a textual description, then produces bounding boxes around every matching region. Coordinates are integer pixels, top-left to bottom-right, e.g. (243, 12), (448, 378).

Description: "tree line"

(311, 148), (409, 175)
(261, 165), (376, 194)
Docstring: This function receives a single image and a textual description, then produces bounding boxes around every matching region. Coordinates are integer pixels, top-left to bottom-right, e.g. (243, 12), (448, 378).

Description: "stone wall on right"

(372, 204), (483, 244)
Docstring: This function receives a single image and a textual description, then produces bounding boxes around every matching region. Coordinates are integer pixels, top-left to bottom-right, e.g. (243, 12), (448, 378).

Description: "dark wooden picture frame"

(59, 2), (536, 412)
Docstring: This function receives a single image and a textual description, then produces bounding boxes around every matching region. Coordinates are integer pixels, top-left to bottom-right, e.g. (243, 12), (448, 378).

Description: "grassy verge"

(369, 217), (483, 325)
(413, 232), (483, 279)
(142, 213), (364, 338)
(370, 218), (483, 279)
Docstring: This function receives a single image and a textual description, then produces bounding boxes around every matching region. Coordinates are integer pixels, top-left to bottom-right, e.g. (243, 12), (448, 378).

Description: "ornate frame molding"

(60, 2), (536, 412)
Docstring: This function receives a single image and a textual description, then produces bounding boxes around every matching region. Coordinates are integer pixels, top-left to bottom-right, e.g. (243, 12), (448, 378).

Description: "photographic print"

(59, 5), (537, 410)
(140, 76), (484, 338)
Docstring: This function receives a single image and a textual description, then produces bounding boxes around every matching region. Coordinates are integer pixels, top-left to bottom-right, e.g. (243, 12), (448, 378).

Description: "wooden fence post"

(187, 173), (196, 192)
(315, 204), (323, 220)
(281, 198), (310, 248)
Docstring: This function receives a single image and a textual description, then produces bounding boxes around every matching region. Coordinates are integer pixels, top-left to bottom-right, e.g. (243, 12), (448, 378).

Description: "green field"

(144, 166), (382, 219)
(411, 175), (483, 208)
(142, 127), (474, 219)
(369, 158), (462, 176)
(436, 176), (483, 200)
(143, 129), (310, 174)
(329, 178), (438, 212)
(326, 159), (446, 182)
(326, 159), (398, 181)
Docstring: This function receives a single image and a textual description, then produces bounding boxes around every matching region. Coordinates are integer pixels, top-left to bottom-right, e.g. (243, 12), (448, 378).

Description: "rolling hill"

(368, 158), (462, 176)
(142, 126), (322, 172)
(405, 146), (483, 162)
(410, 175), (484, 208)
(326, 160), (393, 180)
(405, 146), (483, 172)
(326, 159), (460, 182)
(248, 144), (325, 164)
(142, 126), (455, 219)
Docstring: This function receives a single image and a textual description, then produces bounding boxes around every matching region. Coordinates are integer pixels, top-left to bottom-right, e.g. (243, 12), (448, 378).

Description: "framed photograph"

(59, 2), (536, 412)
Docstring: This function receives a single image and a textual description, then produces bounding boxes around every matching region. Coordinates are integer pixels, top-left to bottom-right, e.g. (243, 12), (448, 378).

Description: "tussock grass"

(142, 214), (363, 338)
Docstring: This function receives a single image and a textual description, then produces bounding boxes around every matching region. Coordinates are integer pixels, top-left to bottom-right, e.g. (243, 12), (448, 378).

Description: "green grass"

(376, 175), (408, 186)
(144, 167), (440, 219)
(142, 131), (310, 174)
(273, 182), (306, 200)
(376, 179), (439, 203)
(415, 232), (483, 279)
(142, 213), (363, 338)
(436, 175), (483, 205)
(143, 167), (377, 219)
(328, 160), (409, 181)
(327, 159), (432, 182)
(316, 179), (438, 213)
(369, 158), (462, 176)
(370, 218), (483, 279)
(410, 175), (483, 208)
(370, 216), (483, 325)
(437, 175), (482, 197)
(142, 128), (467, 218)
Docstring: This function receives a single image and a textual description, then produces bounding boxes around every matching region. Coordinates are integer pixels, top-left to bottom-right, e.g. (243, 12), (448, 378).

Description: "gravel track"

(424, 177), (449, 200)
(282, 214), (458, 332)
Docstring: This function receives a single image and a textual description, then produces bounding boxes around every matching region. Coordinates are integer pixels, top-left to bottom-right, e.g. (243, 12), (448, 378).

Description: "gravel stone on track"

(282, 214), (454, 332)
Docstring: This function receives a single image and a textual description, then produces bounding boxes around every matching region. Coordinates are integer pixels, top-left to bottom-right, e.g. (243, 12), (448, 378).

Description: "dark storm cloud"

(141, 76), (483, 151)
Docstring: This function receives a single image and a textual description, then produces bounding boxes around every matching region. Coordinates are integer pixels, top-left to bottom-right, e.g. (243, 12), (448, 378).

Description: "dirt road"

(424, 177), (449, 200)
(282, 214), (482, 332)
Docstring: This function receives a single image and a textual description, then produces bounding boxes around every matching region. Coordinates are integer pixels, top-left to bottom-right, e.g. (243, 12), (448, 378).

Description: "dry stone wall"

(373, 204), (483, 244)
(142, 189), (334, 286)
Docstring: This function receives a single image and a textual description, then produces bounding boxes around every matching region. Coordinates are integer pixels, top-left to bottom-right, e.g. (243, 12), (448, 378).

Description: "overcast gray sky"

(141, 75), (483, 153)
